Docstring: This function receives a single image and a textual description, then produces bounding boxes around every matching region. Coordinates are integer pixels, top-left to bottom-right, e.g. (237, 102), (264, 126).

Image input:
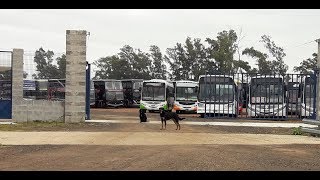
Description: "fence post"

(11, 49), (26, 122)
(85, 62), (91, 120)
(65, 30), (87, 123)
(316, 39), (320, 122)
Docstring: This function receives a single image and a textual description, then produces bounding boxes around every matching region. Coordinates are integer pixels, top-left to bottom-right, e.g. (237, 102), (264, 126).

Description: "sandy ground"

(0, 108), (319, 171)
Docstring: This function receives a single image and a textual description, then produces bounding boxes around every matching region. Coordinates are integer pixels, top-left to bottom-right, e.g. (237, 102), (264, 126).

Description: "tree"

(56, 54), (66, 78)
(0, 70), (11, 80)
(260, 35), (288, 76)
(94, 45), (152, 80)
(206, 30), (238, 74)
(118, 45), (152, 79)
(23, 71), (28, 79)
(242, 47), (272, 74)
(294, 53), (318, 74)
(189, 38), (209, 81)
(165, 43), (187, 80)
(242, 35), (288, 75)
(149, 45), (167, 79)
(33, 48), (66, 79)
(166, 37), (211, 81)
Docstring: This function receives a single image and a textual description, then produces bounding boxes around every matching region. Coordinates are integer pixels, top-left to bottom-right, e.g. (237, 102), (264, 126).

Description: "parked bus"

(93, 79), (124, 108)
(121, 79), (143, 107)
(35, 79), (48, 100)
(299, 75), (316, 118)
(140, 79), (175, 112)
(197, 75), (241, 118)
(23, 80), (37, 100)
(287, 78), (300, 115)
(48, 79), (65, 100)
(173, 80), (198, 113)
(247, 75), (287, 119)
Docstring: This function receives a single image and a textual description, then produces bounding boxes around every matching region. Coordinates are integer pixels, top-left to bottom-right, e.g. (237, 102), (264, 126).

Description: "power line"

(285, 39), (317, 49)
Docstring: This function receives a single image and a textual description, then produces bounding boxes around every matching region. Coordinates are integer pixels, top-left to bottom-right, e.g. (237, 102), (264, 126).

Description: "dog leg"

(164, 120), (166, 130)
(160, 119), (163, 130)
(173, 120), (179, 130)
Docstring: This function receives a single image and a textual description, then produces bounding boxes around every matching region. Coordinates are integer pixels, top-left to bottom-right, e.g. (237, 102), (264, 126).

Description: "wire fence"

(198, 72), (317, 120)
(0, 51), (12, 100)
(23, 50), (66, 101)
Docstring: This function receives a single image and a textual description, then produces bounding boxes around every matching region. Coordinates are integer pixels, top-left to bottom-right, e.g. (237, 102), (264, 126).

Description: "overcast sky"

(0, 9), (319, 74)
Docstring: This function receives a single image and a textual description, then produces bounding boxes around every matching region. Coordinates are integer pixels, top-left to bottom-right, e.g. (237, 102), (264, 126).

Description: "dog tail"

(179, 117), (185, 121)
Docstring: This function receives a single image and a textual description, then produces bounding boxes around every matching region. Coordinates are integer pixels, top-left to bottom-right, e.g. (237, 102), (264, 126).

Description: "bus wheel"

(200, 114), (204, 118)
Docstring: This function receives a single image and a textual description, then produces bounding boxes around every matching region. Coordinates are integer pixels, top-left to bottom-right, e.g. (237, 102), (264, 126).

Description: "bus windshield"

(199, 83), (234, 103)
(305, 84), (315, 106)
(288, 82), (299, 104)
(250, 82), (284, 104)
(133, 81), (142, 90)
(114, 81), (122, 90)
(142, 82), (165, 101)
(176, 87), (197, 101)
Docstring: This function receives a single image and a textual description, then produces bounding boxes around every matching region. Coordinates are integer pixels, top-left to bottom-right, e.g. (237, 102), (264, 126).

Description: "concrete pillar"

(64, 30), (87, 123)
(12, 48), (27, 122)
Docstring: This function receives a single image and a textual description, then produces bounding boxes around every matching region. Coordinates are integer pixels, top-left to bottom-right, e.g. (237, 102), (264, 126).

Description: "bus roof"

(143, 79), (174, 87)
(175, 80), (198, 87)
(121, 79), (144, 82)
(250, 75), (284, 79)
(93, 79), (122, 82)
(198, 74), (235, 79)
(198, 75), (241, 84)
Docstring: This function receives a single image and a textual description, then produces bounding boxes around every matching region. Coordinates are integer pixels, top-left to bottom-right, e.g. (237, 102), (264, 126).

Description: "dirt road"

(0, 108), (319, 171)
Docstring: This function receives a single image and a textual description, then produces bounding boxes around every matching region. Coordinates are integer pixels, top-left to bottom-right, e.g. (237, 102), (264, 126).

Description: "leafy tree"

(206, 30), (238, 74)
(0, 70), (11, 80)
(33, 48), (66, 79)
(242, 35), (288, 76)
(56, 54), (66, 78)
(165, 43), (186, 80)
(260, 35), (288, 76)
(23, 71), (28, 79)
(242, 47), (272, 74)
(294, 53), (318, 74)
(149, 45), (167, 79)
(94, 45), (152, 80)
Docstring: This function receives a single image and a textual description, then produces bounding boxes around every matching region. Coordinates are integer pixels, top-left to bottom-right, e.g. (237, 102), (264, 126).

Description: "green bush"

(292, 127), (302, 135)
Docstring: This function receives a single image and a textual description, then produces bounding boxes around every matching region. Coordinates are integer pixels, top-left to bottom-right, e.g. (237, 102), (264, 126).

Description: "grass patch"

(292, 127), (303, 135)
(0, 120), (86, 131)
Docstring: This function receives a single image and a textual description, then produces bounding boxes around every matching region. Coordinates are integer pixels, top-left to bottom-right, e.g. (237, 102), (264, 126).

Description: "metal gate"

(0, 51), (12, 119)
(199, 72), (317, 120)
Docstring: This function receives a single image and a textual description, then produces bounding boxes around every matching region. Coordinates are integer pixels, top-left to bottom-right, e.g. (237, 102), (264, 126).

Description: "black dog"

(139, 109), (147, 122)
(159, 108), (185, 130)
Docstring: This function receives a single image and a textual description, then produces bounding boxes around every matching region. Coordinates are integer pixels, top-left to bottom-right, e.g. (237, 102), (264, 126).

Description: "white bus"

(140, 79), (175, 112)
(173, 80), (198, 113)
(286, 78), (300, 115)
(247, 75), (287, 118)
(197, 75), (240, 118)
(299, 75), (316, 118)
